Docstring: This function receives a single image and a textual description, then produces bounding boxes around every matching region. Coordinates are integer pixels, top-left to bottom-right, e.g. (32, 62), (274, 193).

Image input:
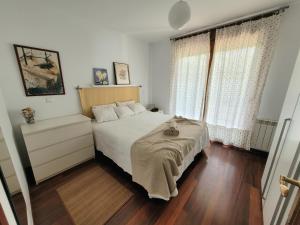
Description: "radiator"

(251, 119), (278, 152)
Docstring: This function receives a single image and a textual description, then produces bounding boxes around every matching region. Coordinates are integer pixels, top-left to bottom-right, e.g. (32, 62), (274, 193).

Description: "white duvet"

(93, 111), (173, 174)
(93, 111), (207, 182)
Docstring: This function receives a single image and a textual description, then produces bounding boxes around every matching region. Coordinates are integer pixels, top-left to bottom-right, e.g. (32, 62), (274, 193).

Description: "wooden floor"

(13, 143), (267, 225)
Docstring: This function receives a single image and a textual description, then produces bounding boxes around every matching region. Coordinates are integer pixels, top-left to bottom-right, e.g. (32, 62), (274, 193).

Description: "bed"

(78, 86), (209, 200)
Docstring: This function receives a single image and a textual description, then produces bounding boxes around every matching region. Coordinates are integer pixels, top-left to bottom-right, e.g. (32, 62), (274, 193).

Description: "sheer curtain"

(170, 33), (210, 120)
(206, 15), (282, 150)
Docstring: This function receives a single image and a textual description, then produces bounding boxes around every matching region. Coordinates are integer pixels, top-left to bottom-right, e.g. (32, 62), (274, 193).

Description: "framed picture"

(93, 68), (109, 85)
(113, 62), (130, 85)
(14, 44), (65, 96)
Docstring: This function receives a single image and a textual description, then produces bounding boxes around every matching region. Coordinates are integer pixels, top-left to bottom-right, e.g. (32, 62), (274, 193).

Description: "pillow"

(116, 100), (135, 106)
(128, 103), (146, 114)
(93, 103), (117, 111)
(92, 106), (118, 123)
(114, 106), (134, 118)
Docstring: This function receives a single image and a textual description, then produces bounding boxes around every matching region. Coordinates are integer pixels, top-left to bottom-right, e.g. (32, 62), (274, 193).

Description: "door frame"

(0, 166), (20, 225)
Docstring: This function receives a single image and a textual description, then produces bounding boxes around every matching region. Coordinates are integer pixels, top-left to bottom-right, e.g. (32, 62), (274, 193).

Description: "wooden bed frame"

(78, 86), (140, 118)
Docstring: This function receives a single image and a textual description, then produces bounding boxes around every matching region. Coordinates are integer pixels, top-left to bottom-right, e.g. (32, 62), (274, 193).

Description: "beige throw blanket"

(131, 117), (209, 200)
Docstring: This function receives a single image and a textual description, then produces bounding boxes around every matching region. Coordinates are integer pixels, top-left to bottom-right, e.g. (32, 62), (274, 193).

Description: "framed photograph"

(113, 62), (130, 85)
(14, 44), (65, 96)
(93, 68), (109, 85)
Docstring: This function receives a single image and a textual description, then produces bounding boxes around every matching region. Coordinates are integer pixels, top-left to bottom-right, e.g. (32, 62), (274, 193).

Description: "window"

(170, 33), (210, 120)
(170, 15), (281, 149)
(174, 54), (209, 119)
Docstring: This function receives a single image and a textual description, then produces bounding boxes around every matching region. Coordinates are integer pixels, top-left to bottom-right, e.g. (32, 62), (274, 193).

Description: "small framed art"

(113, 62), (130, 85)
(93, 68), (109, 85)
(14, 44), (65, 96)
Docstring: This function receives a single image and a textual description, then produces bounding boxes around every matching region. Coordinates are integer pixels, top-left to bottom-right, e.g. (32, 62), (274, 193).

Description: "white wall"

(150, 2), (300, 121)
(0, 89), (33, 225)
(0, 1), (150, 167)
(149, 40), (171, 113)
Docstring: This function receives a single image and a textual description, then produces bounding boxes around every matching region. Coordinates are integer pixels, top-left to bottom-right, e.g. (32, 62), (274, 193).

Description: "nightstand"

(148, 109), (164, 114)
(21, 114), (94, 184)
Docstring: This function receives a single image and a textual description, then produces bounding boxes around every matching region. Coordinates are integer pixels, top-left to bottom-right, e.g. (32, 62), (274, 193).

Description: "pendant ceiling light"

(168, 0), (191, 30)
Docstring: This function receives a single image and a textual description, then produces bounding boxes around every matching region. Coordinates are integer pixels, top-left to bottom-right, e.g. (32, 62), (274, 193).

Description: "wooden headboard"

(78, 86), (140, 118)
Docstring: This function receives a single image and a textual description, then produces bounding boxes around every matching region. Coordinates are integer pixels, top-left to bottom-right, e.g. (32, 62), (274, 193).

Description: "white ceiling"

(26, 0), (290, 42)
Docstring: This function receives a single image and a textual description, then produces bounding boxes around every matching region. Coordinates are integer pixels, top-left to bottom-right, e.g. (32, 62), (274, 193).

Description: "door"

(0, 174), (17, 225)
(288, 191), (300, 225)
(0, 204), (9, 225)
(262, 50), (300, 225)
(263, 93), (300, 225)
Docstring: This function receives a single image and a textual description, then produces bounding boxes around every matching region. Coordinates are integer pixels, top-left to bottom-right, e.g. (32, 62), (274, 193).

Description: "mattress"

(92, 111), (206, 181)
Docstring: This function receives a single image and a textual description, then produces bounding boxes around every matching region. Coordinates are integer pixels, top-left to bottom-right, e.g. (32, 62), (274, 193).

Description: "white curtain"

(206, 15), (282, 150)
(169, 33), (210, 120)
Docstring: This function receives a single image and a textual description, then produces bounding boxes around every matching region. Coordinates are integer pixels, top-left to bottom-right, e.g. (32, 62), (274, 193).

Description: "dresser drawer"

(6, 175), (21, 194)
(0, 158), (16, 177)
(24, 121), (92, 151)
(33, 145), (94, 183)
(0, 139), (10, 161)
(29, 133), (94, 167)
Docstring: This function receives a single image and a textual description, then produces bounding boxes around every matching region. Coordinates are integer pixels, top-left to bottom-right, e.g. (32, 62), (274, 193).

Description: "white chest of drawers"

(0, 128), (20, 194)
(21, 114), (94, 184)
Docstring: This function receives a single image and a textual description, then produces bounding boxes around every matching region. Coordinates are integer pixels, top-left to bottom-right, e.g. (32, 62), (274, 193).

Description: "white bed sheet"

(93, 111), (170, 173)
(93, 111), (205, 180)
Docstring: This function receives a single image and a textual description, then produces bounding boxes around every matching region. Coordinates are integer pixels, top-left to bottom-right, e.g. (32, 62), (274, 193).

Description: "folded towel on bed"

(164, 120), (179, 137)
(163, 126), (179, 136)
